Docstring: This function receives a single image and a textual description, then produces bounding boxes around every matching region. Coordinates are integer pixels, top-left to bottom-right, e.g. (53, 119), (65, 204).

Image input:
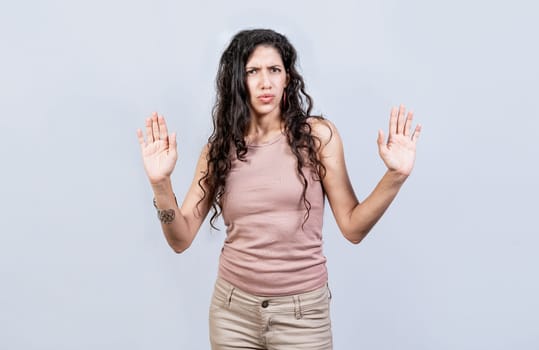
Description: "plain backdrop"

(1, 0), (538, 349)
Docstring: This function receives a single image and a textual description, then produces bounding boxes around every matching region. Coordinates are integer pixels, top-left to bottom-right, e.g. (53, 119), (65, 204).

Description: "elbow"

(170, 241), (191, 254)
(172, 246), (187, 254)
(343, 229), (370, 245)
(347, 236), (364, 245)
(348, 237), (363, 245)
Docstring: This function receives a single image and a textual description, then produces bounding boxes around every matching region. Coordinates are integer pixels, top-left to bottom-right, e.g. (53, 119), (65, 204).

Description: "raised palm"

(137, 113), (178, 184)
(377, 105), (422, 176)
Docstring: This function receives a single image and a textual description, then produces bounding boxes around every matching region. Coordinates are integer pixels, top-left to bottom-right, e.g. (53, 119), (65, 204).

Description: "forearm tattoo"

(157, 209), (175, 224)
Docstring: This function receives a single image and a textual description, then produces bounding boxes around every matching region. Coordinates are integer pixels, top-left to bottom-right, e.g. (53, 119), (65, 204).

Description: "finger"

(145, 117), (154, 143)
(411, 124), (422, 143)
(403, 111), (414, 137)
(377, 129), (386, 149)
(158, 115), (169, 143)
(136, 128), (145, 146)
(389, 106), (398, 136)
(151, 113), (160, 141)
(397, 104), (406, 134)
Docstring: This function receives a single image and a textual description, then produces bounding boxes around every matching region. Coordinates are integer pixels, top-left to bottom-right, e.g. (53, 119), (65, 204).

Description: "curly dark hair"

(199, 28), (329, 228)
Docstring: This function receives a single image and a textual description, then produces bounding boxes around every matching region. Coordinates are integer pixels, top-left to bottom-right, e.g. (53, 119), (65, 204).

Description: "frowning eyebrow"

(245, 64), (284, 70)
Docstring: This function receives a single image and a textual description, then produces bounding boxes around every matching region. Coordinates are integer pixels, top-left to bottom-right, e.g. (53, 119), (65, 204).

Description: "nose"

(260, 71), (271, 89)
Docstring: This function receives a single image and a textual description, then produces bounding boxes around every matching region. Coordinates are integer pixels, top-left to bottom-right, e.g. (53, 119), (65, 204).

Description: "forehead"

(246, 45), (283, 66)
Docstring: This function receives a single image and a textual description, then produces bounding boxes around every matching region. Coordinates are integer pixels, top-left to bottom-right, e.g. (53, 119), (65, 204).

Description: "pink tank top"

(219, 133), (327, 296)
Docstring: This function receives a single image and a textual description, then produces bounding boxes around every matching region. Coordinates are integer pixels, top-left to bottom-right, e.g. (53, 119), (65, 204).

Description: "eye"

(246, 68), (257, 75)
(270, 67), (282, 73)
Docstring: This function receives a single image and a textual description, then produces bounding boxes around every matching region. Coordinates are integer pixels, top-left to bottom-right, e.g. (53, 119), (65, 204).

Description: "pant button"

(261, 300), (269, 308)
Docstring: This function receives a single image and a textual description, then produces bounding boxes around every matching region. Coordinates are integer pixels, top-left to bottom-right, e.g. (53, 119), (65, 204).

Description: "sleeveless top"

(218, 133), (327, 296)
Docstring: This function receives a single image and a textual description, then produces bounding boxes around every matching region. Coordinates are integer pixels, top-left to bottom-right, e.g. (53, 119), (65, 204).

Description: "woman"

(137, 29), (421, 350)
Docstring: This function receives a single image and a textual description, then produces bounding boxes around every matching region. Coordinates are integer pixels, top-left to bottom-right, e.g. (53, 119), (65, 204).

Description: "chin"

(252, 105), (280, 118)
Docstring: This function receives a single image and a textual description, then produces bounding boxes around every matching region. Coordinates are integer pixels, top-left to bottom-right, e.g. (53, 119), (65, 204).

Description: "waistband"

(213, 277), (331, 314)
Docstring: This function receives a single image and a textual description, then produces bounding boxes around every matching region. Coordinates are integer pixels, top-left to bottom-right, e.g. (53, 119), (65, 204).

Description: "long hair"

(200, 29), (328, 228)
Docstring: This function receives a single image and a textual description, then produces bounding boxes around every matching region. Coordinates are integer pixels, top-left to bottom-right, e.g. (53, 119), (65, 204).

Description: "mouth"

(257, 94), (275, 103)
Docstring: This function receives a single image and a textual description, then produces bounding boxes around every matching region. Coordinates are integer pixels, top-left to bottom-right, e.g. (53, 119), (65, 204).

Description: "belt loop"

(327, 283), (332, 300)
(226, 287), (235, 308)
(293, 295), (303, 319)
(298, 296), (303, 319)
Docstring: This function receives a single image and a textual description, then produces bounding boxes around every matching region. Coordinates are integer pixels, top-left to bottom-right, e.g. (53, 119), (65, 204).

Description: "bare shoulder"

(200, 142), (210, 159)
(307, 116), (342, 153)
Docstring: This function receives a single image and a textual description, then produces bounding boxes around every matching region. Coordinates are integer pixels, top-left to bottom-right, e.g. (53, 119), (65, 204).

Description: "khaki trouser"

(209, 278), (333, 350)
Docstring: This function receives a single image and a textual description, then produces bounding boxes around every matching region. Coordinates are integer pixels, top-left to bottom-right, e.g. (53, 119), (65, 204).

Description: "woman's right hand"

(136, 112), (178, 185)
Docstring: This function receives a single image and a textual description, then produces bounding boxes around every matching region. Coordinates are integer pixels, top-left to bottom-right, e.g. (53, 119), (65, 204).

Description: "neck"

(246, 111), (283, 143)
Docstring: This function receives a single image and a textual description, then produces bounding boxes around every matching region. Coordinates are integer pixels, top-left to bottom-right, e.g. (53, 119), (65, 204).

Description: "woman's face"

(245, 45), (288, 119)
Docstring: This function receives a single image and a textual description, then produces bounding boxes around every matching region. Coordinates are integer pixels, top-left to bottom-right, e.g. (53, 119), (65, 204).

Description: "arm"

(137, 113), (212, 253)
(313, 105), (421, 244)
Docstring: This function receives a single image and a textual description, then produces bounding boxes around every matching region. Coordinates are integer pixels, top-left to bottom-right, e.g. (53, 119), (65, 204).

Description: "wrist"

(150, 177), (173, 194)
(385, 169), (409, 185)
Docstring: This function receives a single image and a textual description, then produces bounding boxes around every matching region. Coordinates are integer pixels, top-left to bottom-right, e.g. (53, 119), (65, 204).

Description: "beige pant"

(209, 278), (333, 350)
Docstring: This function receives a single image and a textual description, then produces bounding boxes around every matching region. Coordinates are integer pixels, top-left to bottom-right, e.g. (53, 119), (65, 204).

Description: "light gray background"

(1, 0), (538, 349)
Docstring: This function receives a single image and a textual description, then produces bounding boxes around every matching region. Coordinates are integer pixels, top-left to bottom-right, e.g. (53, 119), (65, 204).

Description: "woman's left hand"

(377, 105), (422, 177)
